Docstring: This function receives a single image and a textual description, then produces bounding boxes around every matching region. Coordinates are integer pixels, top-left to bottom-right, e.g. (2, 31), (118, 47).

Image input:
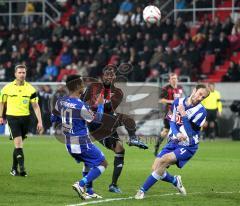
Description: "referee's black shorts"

(6, 115), (30, 140)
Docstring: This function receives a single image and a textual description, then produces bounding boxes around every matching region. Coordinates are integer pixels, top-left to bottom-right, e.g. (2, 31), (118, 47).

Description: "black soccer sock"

(154, 136), (164, 155)
(208, 127), (215, 139)
(111, 152), (124, 186)
(15, 148), (25, 172)
(12, 148), (18, 170)
(127, 128), (136, 138)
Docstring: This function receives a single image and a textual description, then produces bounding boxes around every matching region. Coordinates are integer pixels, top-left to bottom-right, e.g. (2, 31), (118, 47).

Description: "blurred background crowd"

(0, 0), (240, 83)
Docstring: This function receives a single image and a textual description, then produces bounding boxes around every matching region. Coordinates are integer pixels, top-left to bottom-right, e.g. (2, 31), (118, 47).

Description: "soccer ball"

(143, 5), (161, 24)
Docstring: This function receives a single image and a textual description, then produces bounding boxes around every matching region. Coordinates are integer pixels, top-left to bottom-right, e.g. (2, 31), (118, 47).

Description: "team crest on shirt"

(23, 99), (28, 104)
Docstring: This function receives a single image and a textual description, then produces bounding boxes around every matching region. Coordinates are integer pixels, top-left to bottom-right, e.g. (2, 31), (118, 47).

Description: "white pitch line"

(66, 191), (240, 206)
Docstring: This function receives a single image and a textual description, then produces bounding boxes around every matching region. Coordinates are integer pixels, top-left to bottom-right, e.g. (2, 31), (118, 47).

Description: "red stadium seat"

(201, 54), (216, 74)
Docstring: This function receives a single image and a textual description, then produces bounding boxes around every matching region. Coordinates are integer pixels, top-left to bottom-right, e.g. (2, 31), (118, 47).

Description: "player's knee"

(152, 158), (163, 171)
(114, 142), (125, 154)
(97, 165), (106, 173)
(203, 121), (208, 128)
(101, 160), (108, 168)
(209, 121), (215, 128)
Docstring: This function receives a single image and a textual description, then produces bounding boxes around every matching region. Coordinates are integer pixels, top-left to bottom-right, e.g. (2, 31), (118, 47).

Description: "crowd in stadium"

(0, 0), (240, 82)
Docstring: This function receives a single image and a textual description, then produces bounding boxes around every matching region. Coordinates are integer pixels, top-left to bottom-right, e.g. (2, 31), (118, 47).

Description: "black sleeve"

(30, 92), (37, 99)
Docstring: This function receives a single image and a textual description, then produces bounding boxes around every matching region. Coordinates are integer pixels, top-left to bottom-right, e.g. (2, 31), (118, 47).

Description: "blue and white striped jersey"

(168, 97), (207, 146)
(52, 96), (104, 154)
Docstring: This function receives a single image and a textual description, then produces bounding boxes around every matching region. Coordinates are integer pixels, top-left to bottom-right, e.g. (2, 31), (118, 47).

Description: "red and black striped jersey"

(160, 84), (184, 112)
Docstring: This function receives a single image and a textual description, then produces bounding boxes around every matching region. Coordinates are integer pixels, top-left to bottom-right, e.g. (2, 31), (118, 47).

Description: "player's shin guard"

(141, 172), (161, 192)
(12, 148), (18, 170)
(79, 166), (105, 187)
(112, 152), (124, 186)
(15, 148), (25, 172)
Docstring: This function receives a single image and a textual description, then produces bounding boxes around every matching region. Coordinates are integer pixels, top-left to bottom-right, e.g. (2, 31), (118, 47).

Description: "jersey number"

(61, 108), (73, 130)
(180, 148), (186, 155)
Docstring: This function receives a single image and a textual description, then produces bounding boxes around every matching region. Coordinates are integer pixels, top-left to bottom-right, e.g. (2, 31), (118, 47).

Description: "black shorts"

(6, 115), (30, 140)
(88, 119), (121, 150)
(206, 109), (217, 122)
(98, 132), (120, 150)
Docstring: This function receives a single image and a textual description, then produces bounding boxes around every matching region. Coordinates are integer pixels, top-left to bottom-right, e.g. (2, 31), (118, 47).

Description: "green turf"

(0, 137), (239, 206)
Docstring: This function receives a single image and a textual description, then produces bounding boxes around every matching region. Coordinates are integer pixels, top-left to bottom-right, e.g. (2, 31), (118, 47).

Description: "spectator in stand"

(139, 45), (153, 64)
(211, 17), (222, 38)
(222, 61), (240, 82)
(199, 19), (211, 36)
(161, 18), (174, 38)
(132, 32), (144, 51)
(119, 0), (133, 13)
(149, 45), (164, 68)
(179, 59), (192, 76)
(231, 18), (240, 35)
(131, 60), (149, 82)
(203, 33), (218, 54)
(38, 46), (52, 64)
(214, 32), (230, 65)
(162, 47), (176, 69)
(230, 18), (240, 51)
(159, 33), (169, 50)
(174, 17), (187, 38)
(114, 11), (129, 26)
(47, 35), (62, 56)
(222, 16), (234, 35)
(169, 33), (181, 52)
(60, 47), (72, 67)
(0, 0), (238, 83)
(41, 58), (58, 81)
(0, 64), (6, 81)
(176, 0), (186, 9)
(130, 6), (143, 25)
(186, 44), (200, 68)
(143, 33), (156, 51)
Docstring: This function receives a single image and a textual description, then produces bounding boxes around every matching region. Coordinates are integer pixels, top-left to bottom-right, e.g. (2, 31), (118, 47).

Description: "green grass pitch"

(0, 136), (239, 206)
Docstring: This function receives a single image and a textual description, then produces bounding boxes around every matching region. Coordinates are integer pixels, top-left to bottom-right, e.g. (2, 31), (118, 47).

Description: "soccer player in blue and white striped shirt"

(51, 75), (107, 200)
(135, 84), (210, 199)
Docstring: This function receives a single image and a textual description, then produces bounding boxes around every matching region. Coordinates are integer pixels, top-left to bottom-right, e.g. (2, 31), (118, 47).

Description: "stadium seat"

(201, 54), (216, 74)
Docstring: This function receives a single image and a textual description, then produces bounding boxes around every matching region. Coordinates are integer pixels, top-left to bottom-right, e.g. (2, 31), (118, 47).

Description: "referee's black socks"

(14, 148), (25, 172)
(12, 148), (18, 170)
(111, 151), (124, 186)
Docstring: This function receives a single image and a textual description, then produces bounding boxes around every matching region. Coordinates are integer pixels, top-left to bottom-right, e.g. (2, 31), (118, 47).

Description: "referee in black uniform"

(0, 65), (43, 176)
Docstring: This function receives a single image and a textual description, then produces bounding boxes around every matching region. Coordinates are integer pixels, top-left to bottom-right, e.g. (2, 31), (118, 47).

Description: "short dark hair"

(66, 75), (82, 92)
(15, 64), (27, 71)
(196, 84), (210, 96)
(103, 64), (116, 74)
(195, 84), (208, 90)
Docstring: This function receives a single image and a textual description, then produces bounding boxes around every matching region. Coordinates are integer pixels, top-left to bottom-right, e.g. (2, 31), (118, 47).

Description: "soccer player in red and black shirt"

(154, 73), (184, 156)
(82, 66), (148, 193)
